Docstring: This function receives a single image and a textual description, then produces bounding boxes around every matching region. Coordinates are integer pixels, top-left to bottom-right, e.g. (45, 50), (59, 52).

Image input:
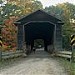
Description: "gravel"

(0, 48), (68, 75)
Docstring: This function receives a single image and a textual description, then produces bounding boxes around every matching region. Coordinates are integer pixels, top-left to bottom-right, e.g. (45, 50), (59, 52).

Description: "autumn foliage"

(1, 16), (18, 51)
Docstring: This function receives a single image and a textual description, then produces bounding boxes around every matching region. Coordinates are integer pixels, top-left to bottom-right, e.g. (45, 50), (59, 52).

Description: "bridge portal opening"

(34, 39), (44, 48)
(24, 22), (55, 52)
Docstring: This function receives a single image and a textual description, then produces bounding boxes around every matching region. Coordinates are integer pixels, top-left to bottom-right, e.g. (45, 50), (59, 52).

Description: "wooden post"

(17, 25), (24, 50)
(71, 45), (74, 62)
(0, 47), (2, 61)
(54, 24), (56, 52)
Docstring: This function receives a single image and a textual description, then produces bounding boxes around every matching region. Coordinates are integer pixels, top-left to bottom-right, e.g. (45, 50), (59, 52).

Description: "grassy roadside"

(0, 57), (24, 70)
(58, 58), (75, 75)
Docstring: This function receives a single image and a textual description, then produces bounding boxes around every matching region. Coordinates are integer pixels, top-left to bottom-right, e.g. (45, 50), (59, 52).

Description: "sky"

(38, 0), (75, 8)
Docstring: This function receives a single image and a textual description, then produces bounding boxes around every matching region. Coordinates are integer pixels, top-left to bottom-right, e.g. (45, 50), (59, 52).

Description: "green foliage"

(0, 4), (22, 21)
(62, 35), (71, 50)
(7, 0), (43, 15)
(0, 0), (43, 23)
(34, 39), (44, 48)
(32, 0), (43, 11)
(60, 58), (75, 75)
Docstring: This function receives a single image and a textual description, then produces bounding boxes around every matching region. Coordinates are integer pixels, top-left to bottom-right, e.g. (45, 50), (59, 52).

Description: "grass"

(0, 57), (23, 70)
(58, 58), (75, 75)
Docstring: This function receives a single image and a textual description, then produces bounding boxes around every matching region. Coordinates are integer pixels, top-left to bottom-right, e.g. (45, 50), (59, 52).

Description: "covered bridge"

(14, 10), (64, 54)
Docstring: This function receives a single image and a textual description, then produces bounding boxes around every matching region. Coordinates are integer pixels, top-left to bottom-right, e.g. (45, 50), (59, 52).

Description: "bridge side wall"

(55, 25), (62, 51)
(17, 25), (24, 50)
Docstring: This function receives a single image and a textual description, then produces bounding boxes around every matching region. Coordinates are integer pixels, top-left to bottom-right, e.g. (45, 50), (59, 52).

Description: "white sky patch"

(38, 0), (75, 8)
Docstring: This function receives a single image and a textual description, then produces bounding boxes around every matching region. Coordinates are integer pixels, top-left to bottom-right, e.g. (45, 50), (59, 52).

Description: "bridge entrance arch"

(24, 22), (55, 53)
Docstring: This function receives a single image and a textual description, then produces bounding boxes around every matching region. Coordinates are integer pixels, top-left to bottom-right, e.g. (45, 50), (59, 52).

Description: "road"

(0, 48), (68, 75)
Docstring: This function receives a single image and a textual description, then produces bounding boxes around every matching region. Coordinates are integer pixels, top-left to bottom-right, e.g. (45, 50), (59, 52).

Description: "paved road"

(0, 48), (68, 75)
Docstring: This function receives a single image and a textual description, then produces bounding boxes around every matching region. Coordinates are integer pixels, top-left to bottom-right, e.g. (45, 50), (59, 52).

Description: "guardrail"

(0, 50), (26, 60)
(56, 51), (75, 62)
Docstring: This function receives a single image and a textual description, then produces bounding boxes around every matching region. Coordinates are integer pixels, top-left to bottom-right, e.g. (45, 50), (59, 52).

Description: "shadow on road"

(27, 48), (53, 59)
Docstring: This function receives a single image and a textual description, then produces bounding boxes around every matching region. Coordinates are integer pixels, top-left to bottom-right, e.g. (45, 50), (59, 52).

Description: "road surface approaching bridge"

(0, 48), (68, 75)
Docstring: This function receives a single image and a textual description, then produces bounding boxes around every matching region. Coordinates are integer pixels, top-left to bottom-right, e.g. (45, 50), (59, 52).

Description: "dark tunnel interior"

(24, 22), (55, 50)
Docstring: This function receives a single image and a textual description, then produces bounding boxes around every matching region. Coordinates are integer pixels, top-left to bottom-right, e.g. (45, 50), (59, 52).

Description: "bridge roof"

(14, 10), (63, 25)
